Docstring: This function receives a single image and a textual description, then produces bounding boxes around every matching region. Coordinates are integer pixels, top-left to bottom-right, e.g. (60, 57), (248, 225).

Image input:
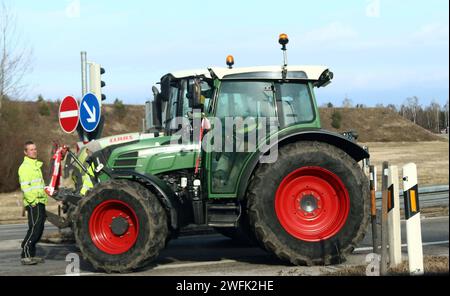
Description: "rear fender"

(237, 129), (370, 199)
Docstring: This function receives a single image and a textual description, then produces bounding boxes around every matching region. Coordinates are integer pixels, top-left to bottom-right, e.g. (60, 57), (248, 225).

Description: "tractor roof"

(168, 65), (330, 81)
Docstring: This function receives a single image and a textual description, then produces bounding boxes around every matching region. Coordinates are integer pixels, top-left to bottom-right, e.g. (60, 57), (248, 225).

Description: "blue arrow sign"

(80, 93), (101, 132)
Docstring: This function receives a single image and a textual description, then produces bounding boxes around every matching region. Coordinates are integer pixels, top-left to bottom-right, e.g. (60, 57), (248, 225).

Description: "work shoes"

(20, 257), (45, 265)
(21, 258), (38, 265)
(31, 257), (45, 263)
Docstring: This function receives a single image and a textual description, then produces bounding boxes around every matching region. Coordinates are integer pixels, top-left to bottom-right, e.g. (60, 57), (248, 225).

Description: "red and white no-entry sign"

(59, 96), (79, 133)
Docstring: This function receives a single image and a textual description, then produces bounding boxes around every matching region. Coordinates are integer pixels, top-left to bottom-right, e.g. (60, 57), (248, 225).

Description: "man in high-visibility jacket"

(18, 141), (47, 265)
(79, 165), (94, 196)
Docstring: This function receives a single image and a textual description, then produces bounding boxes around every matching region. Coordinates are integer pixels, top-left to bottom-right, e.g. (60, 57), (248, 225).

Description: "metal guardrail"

(376, 185), (449, 208)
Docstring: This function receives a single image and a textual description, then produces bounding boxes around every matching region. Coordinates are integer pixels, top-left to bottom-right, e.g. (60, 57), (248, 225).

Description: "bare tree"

(430, 100), (441, 133)
(445, 100), (449, 133)
(0, 1), (33, 114)
(342, 96), (353, 108)
(406, 96), (419, 124)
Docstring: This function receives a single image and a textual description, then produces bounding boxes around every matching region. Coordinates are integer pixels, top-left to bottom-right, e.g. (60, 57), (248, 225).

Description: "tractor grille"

(113, 151), (139, 169)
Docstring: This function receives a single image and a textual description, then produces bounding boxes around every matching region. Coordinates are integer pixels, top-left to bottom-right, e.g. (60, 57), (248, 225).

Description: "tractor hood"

(81, 132), (161, 154)
(77, 132), (198, 177)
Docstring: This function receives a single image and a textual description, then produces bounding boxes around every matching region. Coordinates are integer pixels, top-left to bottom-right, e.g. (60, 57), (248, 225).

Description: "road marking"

(54, 259), (239, 276)
(354, 240), (449, 252)
(153, 259), (237, 270)
(56, 272), (99, 276)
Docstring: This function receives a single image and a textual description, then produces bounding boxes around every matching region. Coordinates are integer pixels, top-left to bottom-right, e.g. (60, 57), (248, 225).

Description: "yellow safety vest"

(18, 157), (48, 206)
(80, 165), (95, 196)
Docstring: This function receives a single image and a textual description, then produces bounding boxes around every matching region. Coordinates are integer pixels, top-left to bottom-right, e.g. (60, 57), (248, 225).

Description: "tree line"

(323, 96), (450, 134)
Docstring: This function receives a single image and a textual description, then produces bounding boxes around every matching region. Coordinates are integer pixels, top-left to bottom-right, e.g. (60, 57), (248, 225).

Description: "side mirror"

(188, 80), (202, 108)
(160, 75), (171, 102)
(152, 86), (160, 99)
(145, 100), (162, 132)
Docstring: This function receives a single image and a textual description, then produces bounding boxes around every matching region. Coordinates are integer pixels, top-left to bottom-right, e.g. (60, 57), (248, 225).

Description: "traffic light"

(89, 62), (106, 103)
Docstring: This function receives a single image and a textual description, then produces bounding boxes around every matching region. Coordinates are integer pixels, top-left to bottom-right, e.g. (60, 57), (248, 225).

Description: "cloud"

(412, 23), (449, 45)
(303, 22), (358, 44)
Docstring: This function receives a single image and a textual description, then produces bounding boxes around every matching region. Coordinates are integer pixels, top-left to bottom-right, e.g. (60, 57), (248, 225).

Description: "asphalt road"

(0, 216), (448, 276)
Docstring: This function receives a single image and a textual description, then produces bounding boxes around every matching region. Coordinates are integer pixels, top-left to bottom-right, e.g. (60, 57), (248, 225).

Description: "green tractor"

(53, 35), (370, 272)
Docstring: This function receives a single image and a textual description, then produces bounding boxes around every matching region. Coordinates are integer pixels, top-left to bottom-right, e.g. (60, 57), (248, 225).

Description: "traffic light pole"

(79, 51), (89, 143)
(81, 51), (87, 96)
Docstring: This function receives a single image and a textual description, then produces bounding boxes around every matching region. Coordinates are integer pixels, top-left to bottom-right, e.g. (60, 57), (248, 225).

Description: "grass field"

(0, 141), (448, 225)
(362, 141), (449, 188)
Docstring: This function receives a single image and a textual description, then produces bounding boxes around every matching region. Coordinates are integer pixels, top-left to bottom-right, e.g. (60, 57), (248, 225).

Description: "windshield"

(164, 78), (214, 133)
(276, 82), (315, 127)
(215, 81), (315, 127)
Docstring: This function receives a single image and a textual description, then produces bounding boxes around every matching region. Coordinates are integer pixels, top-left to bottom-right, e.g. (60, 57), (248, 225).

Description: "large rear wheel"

(247, 141), (369, 265)
(74, 179), (168, 272)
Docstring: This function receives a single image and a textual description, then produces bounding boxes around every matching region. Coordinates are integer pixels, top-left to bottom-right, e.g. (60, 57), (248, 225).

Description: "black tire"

(247, 141), (369, 265)
(74, 179), (168, 273)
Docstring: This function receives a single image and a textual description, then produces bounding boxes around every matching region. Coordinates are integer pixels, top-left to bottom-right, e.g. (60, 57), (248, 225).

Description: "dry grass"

(0, 100), (144, 193)
(361, 141), (449, 187)
(320, 108), (444, 142)
(327, 256), (449, 276)
(0, 191), (59, 224)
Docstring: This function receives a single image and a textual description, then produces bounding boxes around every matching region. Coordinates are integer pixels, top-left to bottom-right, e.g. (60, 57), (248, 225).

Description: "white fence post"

(387, 165), (402, 267)
(380, 162), (389, 275)
(402, 163), (424, 275)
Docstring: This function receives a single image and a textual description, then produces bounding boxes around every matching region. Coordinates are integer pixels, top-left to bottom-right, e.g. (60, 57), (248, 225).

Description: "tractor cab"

(146, 70), (214, 136)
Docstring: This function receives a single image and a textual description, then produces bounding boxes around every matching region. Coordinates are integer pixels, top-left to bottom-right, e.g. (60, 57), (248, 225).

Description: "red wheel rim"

(89, 199), (139, 255)
(275, 167), (350, 242)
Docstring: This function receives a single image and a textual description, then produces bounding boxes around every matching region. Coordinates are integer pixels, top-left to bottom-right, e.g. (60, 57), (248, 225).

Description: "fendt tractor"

(47, 34), (370, 272)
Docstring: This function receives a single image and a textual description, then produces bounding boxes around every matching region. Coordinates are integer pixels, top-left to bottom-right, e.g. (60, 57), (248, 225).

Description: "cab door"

(204, 80), (277, 198)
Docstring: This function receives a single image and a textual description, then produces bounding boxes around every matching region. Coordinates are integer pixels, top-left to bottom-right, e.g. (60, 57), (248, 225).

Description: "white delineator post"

(380, 162), (389, 275)
(402, 163), (424, 275)
(387, 165), (402, 267)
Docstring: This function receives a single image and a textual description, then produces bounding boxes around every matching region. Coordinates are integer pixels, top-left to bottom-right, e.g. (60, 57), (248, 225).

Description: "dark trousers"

(21, 203), (46, 258)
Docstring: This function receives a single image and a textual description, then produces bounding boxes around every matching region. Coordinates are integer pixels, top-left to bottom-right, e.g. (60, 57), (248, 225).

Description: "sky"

(6, 0), (450, 107)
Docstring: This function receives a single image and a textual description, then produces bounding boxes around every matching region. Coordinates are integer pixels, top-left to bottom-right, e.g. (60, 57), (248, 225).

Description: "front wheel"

(247, 141), (369, 265)
(74, 179), (168, 273)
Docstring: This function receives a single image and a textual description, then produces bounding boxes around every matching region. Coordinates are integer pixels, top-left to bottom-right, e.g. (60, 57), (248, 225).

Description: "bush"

(38, 100), (51, 116)
(331, 110), (342, 129)
(113, 98), (126, 119)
